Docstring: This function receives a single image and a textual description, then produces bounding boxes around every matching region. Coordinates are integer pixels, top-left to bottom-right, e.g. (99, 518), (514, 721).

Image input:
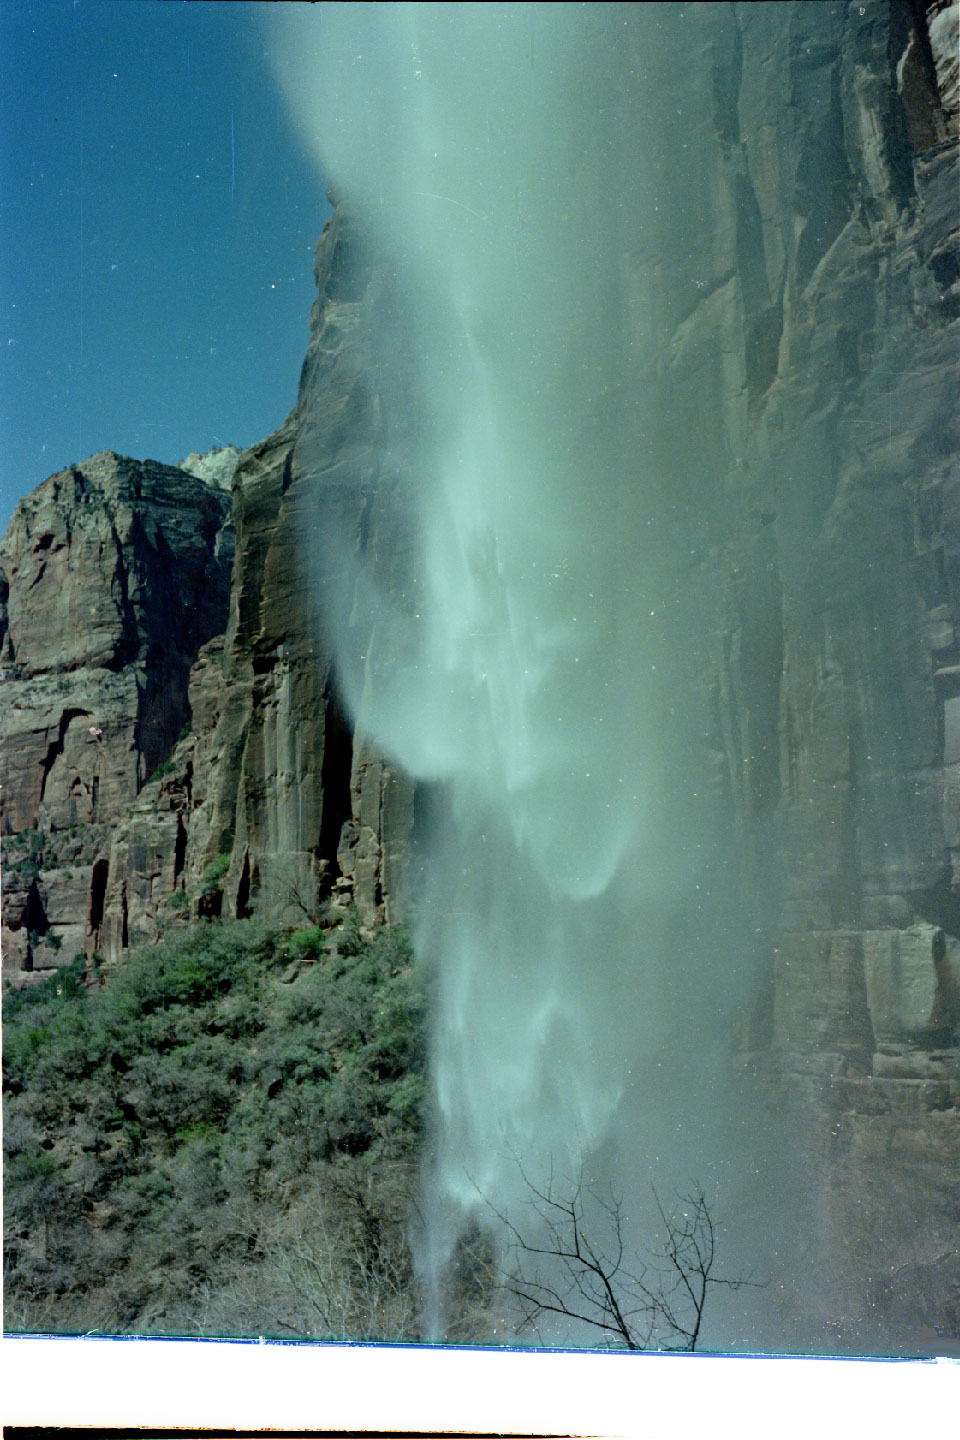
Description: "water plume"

(267, 3), (773, 1339)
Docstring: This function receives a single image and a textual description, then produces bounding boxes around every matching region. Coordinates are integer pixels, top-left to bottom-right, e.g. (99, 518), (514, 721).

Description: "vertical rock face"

(282, 2), (955, 1347)
(615, 0), (959, 1347)
(244, 0), (955, 1351)
(172, 205), (415, 936)
(287, 205), (419, 927)
(296, 0), (958, 1349)
(0, 205), (415, 976)
(0, 452), (232, 978)
(0, 452), (232, 819)
(93, 206), (415, 959)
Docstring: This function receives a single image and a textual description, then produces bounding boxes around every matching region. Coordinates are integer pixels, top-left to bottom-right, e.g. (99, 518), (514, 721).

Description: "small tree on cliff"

(484, 1162), (756, 1351)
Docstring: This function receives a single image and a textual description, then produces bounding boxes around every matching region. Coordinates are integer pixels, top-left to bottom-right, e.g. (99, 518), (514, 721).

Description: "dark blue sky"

(0, 0), (331, 534)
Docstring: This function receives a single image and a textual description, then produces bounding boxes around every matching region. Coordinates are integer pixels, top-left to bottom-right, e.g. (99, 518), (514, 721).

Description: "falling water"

(267, 3), (784, 1341)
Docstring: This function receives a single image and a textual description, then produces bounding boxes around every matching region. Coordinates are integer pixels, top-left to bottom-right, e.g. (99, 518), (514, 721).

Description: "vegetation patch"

(147, 759), (177, 784)
(3, 916), (427, 1339)
(199, 852), (232, 895)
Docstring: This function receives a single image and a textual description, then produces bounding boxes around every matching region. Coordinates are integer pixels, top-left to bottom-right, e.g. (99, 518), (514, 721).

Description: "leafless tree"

(198, 1159), (421, 1342)
(251, 1192), (417, 1341)
(268, 859), (327, 926)
(483, 1161), (758, 1351)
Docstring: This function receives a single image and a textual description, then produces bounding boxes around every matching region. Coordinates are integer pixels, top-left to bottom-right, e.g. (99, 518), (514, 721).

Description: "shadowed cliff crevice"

(317, 678), (354, 897)
(794, 73), (856, 292)
(891, 0), (954, 153)
(711, 5), (743, 149)
(88, 857), (108, 945)
(38, 708), (90, 807)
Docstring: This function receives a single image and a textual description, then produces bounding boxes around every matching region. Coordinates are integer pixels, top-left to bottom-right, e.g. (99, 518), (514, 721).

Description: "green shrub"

(332, 909), (364, 957)
(114, 1169), (176, 1223)
(8, 1150), (62, 1182)
(199, 853), (231, 895)
(286, 926), (326, 962)
(385, 1072), (425, 1129)
(148, 759), (177, 784)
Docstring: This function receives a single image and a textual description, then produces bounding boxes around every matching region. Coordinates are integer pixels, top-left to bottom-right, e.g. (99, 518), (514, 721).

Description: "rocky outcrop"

(148, 206), (415, 940)
(177, 445), (243, 492)
(0, 451), (232, 980)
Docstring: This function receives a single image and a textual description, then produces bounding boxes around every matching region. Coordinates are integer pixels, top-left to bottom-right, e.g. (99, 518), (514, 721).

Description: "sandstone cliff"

(618, 0), (960, 1346)
(0, 452), (232, 977)
(0, 206), (416, 974)
(279, 0), (959, 1347)
(95, 202), (414, 962)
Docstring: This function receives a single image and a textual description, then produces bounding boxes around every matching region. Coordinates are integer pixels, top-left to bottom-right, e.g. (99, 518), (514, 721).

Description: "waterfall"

(267, 2), (781, 1341)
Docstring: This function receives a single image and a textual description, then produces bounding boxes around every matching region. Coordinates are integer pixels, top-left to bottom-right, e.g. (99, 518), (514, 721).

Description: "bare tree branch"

(476, 1162), (761, 1351)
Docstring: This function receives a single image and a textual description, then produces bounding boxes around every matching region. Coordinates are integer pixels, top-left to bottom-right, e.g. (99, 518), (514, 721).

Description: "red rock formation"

(0, 451), (232, 980)
(91, 209), (415, 962)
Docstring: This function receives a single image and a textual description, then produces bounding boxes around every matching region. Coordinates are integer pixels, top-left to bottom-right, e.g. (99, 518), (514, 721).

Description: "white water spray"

(268, 3), (771, 1337)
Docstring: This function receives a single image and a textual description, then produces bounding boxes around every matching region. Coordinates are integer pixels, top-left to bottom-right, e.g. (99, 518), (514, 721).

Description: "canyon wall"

(1, 209), (413, 980)
(1, 0), (957, 1348)
(624, 0), (960, 1346)
(0, 452), (233, 974)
